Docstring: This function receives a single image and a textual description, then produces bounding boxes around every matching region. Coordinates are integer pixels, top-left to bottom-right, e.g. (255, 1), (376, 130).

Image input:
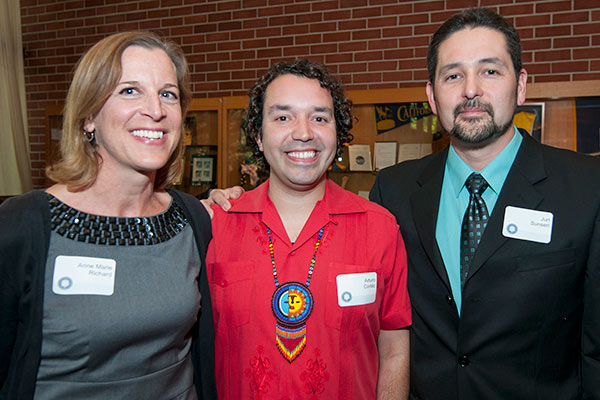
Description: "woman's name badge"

(502, 206), (553, 244)
(52, 255), (116, 296)
(336, 272), (377, 307)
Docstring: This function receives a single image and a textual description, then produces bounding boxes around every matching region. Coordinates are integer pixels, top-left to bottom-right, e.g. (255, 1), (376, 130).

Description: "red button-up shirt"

(207, 180), (411, 399)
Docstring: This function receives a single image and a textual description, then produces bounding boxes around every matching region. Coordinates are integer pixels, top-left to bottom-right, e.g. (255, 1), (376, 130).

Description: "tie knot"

(465, 173), (488, 194)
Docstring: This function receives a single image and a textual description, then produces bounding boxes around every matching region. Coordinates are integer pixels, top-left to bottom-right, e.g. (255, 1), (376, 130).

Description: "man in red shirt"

(206, 59), (411, 399)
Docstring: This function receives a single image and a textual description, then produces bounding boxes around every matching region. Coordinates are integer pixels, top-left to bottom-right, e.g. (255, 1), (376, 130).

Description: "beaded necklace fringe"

(267, 227), (324, 363)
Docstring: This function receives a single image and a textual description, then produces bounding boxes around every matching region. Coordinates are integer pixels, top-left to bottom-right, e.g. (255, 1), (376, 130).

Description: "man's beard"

(448, 99), (514, 148)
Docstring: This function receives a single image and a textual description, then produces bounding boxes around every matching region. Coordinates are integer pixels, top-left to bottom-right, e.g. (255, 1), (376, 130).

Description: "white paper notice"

(357, 190), (370, 200)
(398, 143), (432, 162)
(374, 142), (398, 170)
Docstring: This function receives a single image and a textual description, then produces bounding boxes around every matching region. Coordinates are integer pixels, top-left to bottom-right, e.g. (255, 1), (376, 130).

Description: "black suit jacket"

(371, 131), (600, 400)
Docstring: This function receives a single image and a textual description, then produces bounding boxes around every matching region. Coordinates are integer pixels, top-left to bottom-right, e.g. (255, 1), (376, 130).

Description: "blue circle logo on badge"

(507, 223), (518, 234)
(58, 277), (72, 290)
(341, 291), (352, 302)
(272, 282), (313, 327)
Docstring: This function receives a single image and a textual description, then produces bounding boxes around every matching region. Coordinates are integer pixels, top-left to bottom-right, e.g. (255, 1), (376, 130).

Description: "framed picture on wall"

(514, 102), (544, 142)
(191, 155), (216, 185)
(348, 144), (372, 171)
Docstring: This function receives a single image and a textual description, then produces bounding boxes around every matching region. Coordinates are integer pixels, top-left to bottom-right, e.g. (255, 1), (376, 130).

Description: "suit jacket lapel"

(410, 148), (452, 290)
(467, 132), (547, 282)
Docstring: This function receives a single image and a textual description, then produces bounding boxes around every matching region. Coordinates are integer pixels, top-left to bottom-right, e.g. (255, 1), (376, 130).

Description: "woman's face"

(84, 45), (182, 180)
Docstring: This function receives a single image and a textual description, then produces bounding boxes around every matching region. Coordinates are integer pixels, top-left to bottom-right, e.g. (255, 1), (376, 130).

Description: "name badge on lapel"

(336, 272), (377, 307)
(502, 206), (553, 244)
(52, 255), (116, 296)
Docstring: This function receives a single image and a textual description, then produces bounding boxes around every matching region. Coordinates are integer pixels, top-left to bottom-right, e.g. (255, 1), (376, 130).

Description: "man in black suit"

(370, 7), (600, 400)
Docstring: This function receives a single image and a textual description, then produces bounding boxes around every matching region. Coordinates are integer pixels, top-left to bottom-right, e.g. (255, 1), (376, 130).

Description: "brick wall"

(20, 0), (600, 188)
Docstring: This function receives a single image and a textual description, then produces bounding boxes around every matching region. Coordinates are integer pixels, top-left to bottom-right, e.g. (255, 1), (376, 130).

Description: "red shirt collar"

(227, 179), (368, 247)
(228, 179), (367, 216)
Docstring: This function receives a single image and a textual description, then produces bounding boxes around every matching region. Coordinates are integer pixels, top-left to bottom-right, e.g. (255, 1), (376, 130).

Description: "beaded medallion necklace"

(267, 226), (324, 363)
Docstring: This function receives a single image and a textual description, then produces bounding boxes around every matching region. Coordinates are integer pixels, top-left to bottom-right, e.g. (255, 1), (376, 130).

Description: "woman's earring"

(83, 129), (95, 143)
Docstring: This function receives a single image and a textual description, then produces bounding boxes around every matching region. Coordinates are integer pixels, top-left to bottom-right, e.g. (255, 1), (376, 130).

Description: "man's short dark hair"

(427, 7), (522, 85)
(244, 59), (353, 164)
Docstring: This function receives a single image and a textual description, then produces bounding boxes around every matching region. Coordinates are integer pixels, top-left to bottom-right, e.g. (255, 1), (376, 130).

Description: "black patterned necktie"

(460, 173), (489, 289)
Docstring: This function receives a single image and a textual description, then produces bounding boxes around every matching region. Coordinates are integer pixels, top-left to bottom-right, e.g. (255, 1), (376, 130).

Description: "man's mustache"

(453, 99), (494, 119)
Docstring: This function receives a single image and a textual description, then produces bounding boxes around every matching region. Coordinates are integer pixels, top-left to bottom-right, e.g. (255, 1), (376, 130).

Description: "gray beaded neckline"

(47, 193), (188, 246)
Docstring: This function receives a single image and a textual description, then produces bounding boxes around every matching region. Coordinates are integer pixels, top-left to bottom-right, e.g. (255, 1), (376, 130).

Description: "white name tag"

(336, 272), (377, 307)
(52, 255), (116, 296)
(502, 206), (553, 244)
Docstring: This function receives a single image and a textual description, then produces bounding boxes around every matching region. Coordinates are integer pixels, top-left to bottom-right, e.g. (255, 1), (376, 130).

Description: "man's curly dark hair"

(243, 59), (353, 165)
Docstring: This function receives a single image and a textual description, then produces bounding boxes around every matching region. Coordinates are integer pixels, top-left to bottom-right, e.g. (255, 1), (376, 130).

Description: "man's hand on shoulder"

(200, 186), (245, 218)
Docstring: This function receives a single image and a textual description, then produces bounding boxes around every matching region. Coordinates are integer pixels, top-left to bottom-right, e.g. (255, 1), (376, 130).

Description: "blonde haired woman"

(0, 32), (216, 399)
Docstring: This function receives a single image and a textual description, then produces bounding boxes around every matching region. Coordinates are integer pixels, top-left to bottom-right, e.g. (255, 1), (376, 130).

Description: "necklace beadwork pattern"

(267, 227), (323, 288)
(47, 193), (188, 246)
(267, 226), (324, 363)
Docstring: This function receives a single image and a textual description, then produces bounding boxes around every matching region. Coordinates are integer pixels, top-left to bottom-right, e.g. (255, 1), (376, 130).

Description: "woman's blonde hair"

(46, 31), (191, 190)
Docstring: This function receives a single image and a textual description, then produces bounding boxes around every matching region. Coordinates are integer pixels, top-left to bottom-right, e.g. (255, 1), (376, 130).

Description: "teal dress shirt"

(435, 127), (523, 314)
